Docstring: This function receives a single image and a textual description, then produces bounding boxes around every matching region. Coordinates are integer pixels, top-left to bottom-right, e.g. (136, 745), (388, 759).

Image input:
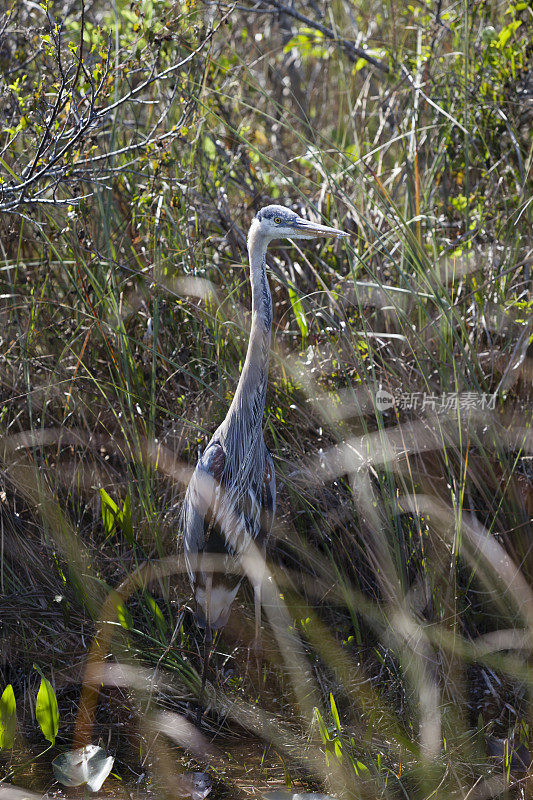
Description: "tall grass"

(0, 0), (531, 798)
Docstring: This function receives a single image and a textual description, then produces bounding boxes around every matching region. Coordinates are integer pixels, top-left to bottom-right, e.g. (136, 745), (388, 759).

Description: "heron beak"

(292, 217), (348, 238)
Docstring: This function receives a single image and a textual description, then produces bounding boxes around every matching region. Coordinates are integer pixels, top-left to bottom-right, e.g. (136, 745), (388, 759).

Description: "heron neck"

(248, 227), (272, 330)
(228, 226), (272, 428)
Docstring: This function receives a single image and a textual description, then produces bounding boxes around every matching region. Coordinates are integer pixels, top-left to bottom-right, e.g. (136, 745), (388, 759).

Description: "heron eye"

(274, 217), (282, 224)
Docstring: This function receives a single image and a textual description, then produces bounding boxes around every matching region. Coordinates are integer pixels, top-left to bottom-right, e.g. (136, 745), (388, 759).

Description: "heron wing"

(259, 447), (276, 547)
(182, 441), (226, 584)
(181, 441), (276, 629)
(182, 441), (248, 629)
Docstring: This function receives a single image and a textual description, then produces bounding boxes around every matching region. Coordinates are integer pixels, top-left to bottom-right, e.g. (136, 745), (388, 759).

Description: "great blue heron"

(181, 205), (347, 648)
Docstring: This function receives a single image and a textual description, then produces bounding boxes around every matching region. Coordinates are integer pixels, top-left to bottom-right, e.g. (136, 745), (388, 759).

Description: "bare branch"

(233, 0), (390, 74)
(0, 3), (236, 213)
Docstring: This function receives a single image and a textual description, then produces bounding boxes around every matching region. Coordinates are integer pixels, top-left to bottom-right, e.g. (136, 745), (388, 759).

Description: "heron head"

(254, 204), (347, 241)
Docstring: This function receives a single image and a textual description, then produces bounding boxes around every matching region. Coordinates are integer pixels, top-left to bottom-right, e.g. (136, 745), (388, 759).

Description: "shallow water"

(0, 734), (311, 800)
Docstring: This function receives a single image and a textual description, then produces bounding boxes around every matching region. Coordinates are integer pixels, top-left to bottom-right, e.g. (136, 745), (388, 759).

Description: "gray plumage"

(181, 204), (347, 638)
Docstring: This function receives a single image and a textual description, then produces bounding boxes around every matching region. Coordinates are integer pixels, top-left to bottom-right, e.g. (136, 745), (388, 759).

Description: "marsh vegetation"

(0, 1), (531, 798)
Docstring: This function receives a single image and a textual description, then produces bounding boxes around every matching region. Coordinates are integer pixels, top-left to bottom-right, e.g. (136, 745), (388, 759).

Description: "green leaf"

(330, 692), (341, 732)
(106, 590), (133, 630)
(100, 488), (119, 537)
(283, 28), (329, 60)
(334, 739), (343, 761)
(36, 676), (59, 744)
(146, 594), (167, 635)
(288, 282), (308, 342)
(314, 707), (330, 744)
(497, 19), (521, 48)
(0, 156), (21, 181)
(0, 685), (16, 749)
(116, 600), (133, 630)
(101, 489), (134, 543)
(118, 491), (134, 544)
